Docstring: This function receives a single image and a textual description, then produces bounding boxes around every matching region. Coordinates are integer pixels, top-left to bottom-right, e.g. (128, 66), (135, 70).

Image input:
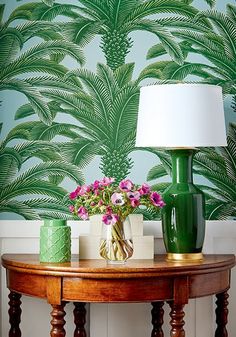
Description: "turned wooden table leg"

(151, 301), (164, 337)
(215, 291), (229, 337)
(8, 291), (22, 337)
(73, 302), (87, 337)
(50, 303), (66, 337)
(169, 302), (185, 337)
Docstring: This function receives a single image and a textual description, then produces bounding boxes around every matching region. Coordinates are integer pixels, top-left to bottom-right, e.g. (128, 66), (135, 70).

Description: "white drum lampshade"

(135, 84), (227, 148)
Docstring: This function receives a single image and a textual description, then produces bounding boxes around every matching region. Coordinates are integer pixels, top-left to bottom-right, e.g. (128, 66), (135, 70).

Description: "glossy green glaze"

(40, 219), (71, 263)
(162, 149), (205, 254)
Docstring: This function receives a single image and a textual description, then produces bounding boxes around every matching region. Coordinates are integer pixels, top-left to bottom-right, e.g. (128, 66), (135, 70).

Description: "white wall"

(1, 220), (236, 337)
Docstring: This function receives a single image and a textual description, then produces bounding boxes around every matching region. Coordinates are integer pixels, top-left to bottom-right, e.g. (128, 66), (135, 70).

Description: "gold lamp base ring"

(167, 253), (204, 262)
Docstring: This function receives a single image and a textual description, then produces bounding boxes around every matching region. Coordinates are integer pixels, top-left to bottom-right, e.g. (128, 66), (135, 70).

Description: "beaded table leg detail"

(50, 303), (66, 337)
(8, 291), (22, 337)
(151, 301), (164, 337)
(169, 302), (185, 337)
(73, 302), (87, 337)
(215, 291), (229, 337)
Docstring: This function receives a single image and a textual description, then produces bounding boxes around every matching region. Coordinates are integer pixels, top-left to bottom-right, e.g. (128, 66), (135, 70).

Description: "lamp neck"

(170, 149), (196, 184)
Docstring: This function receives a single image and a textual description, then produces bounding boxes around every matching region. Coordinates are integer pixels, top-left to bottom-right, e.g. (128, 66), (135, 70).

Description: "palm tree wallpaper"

(0, 0), (235, 220)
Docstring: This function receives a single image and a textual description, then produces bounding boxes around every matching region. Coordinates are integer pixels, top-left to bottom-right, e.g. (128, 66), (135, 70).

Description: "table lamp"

(135, 84), (227, 261)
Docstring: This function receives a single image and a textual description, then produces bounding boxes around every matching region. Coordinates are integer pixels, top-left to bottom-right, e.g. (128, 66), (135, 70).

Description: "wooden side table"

(1, 254), (235, 337)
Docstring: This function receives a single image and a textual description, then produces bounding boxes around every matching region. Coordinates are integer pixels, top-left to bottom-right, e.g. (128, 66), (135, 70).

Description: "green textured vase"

(40, 219), (71, 263)
(162, 149), (205, 259)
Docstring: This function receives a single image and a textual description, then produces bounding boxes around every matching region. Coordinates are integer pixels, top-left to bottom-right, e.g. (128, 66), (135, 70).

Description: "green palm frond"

(114, 63), (135, 87)
(79, 0), (111, 21)
(1, 59), (70, 80)
(42, 0), (55, 6)
(155, 16), (210, 32)
(68, 67), (111, 126)
(0, 79), (52, 125)
(61, 17), (101, 47)
(124, 0), (207, 24)
(14, 104), (35, 121)
(206, 200), (236, 220)
(0, 148), (22, 187)
(195, 10), (236, 58)
(138, 61), (171, 82)
(0, 4), (4, 23)
(42, 89), (109, 141)
(12, 40), (84, 66)
(162, 62), (214, 80)
(60, 138), (99, 167)
(16, 21), (60, 41)
(173, 30), (223, 53)
(0, 200), (40, 220)
(128, 19), (184, 65)
(14, 141), (60, 161)
(110, 85), (139, 147)
(147, 164), (168, 181)
(8, 3), (80, 23)
(220, 124), (236, 180)
(0, 179), (67, 202)
(25, 76), (79, 92)
(108, 0), (140, 28)
(2, 122), (38, 145)
(28, 121), (81, 141)
(227, 4), (236, 22)
(0, 27), (24, 67)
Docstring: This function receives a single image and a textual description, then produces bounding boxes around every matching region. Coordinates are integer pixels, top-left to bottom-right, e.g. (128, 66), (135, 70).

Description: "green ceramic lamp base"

(166, 252), (204, 262)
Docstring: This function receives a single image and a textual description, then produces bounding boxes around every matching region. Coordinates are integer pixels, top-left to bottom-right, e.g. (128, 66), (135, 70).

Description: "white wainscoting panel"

(1, 220), (236, 337)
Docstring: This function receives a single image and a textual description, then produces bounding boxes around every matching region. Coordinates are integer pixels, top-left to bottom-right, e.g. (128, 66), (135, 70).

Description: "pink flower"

(130, 199), (140, 208)
(138, 183), (151, 195)
(78, 206), (89, 220)
(127, 191), (140, 200)
(92, 180), (101, 190)
(78, 185), (90, 196)
(69, 190), (78, 200)
(111, 192), (125, 205)
(102, 213), (119, 225)
(150, 192), (165, 207)
(101, 177), (115, 186)
(98, 199), (104, 206)
(119, 179), (133, 191)
(69, 205), (75, 212)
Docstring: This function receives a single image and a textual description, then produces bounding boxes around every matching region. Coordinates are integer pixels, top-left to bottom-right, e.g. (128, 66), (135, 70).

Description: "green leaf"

(79, 0), (111, 21)
(0, 200), (40, 220)
(8, 3), (80, 23)
(15, 103), (35, 120)
(42, 0), (55, 7)
(0, 4), (5, 24)
(227, 4), (236, 22)
(1, 179), (67, 202)
(128, 19), (184, 65)
(0, 27), (24, 67)
(0, 79), (52, 125)
(0, 148), (22, 187)
(60, 138), (98, 167)
(114, 63), (135, 87)
(61, 17), (101, 47)
(14, 141), (60, 161)
(147, 164), (168, 181)
(29, 121), (81, 141)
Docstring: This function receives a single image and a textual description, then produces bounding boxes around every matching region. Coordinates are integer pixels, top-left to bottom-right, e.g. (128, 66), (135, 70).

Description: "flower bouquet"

(69, 177), (165, 262)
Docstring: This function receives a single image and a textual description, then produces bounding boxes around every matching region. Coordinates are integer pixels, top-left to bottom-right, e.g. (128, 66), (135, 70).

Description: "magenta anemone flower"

(138, 183), (151, 195)
(111, 192), (125, 205)
(101, 177), (115, 186)
(130, 199), (140, 208)
(102, 213), (119, 225)
(69, 205), (75, 212)
(78, 185), (90, 196)
(150, 192), (165, 207)
(92, 180), (101, 190)
(78, 206), (89, 220)
(69, 190), (78, 200)
(127, 191), (140, 200)
(119, 179), (133, 191)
